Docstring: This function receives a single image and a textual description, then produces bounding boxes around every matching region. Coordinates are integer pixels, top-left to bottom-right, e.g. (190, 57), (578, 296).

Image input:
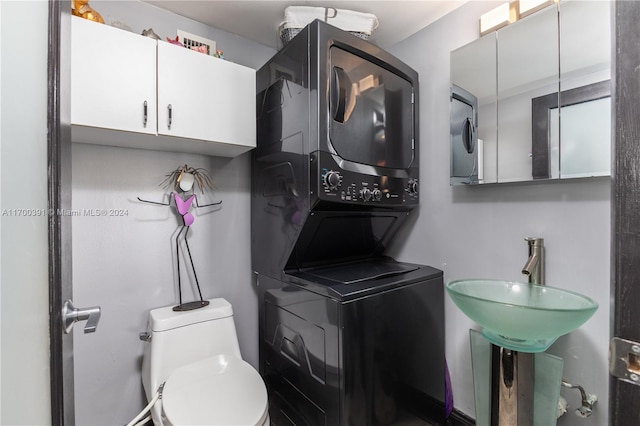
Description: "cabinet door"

(496, 6), (559, 183)
(71, 17), (157, 135)
(157, 42), (256, 148)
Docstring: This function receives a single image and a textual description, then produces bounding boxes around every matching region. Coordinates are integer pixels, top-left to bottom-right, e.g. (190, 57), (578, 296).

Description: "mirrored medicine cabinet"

(450, 0), (611, 185)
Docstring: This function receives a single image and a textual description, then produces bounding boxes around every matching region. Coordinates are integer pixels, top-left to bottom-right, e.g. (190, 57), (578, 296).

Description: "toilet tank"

(141, 298), (242, 399)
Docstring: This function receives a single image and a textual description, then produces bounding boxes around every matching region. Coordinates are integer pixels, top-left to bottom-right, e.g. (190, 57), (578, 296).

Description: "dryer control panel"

(313, 151), (418, 207)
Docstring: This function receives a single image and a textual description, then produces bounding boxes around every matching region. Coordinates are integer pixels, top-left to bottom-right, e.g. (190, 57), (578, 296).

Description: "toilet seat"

(161, 354), (269, 426)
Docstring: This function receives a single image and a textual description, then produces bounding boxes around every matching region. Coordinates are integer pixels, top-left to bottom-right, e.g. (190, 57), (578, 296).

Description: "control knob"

(407, 180), (419, 195)
(323, 171), (342, 190)
(360, 188), (372, 201)
(372, 189), (382, 201)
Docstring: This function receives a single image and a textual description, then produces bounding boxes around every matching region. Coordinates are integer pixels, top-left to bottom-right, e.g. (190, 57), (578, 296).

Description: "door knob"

(62, 300), (101, 334)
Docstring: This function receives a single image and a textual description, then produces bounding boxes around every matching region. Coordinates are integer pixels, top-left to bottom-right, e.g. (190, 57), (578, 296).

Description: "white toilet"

(141, 298), (269, 425)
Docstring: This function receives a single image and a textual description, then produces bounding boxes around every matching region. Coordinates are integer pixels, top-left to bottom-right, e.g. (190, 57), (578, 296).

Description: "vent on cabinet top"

(177, 30), (216, 56)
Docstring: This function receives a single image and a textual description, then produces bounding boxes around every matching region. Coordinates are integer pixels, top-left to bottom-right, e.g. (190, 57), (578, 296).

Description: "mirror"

(533, 80), (611, 179)
(450, 33), (497, 184)
(450, 0), (611, 185)
(497, 5), (559, 183)
(557, 0), (611, 179)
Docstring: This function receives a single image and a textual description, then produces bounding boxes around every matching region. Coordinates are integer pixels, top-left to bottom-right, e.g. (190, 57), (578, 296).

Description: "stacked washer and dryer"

(252, 20), (446, 426)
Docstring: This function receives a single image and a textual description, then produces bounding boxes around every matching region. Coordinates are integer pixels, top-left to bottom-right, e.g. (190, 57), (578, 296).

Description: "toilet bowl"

(141, 298), (269, 425)
(161, 354), (269, 425)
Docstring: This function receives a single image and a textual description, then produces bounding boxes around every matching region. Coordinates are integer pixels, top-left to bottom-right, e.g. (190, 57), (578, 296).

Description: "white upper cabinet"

(157, 42), (256, 150)
(71, 16), (157, 135)
(70, 16), (256, 157)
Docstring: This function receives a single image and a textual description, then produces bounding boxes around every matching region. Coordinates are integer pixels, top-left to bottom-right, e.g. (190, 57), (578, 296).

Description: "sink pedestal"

(470, 330), (564, 426)
(491, 345), (534, 426)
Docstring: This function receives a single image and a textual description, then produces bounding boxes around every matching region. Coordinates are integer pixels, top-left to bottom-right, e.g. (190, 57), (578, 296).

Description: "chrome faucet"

(522, 237), (544, 285)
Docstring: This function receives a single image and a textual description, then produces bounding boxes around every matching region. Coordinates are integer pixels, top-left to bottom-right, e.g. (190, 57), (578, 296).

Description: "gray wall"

(92, 0), (275, 69)
(72, 146), (257, 424)
(71, 2), (275, 424)
(387, 2), (610, 425)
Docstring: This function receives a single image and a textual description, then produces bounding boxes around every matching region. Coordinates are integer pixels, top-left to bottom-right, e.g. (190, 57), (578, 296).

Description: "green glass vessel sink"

(446, 279), (598, 352)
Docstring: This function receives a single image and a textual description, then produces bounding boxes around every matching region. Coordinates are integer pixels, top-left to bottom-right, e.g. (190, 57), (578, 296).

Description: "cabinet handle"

(143, 101), (148, 128)
(167, 104), (172, 130)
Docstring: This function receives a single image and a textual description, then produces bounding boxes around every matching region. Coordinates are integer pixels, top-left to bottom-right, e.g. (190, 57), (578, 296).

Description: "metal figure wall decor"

(138, 165), (221, 311)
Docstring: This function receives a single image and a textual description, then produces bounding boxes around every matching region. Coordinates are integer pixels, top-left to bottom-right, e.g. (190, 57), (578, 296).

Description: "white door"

(1, 0), (55, 423)
(9, 1), (100, 424)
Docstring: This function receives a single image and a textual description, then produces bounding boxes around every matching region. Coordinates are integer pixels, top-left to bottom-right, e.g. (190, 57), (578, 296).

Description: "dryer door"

(328, 46), (415, 170)
(450, 85), (479, 184)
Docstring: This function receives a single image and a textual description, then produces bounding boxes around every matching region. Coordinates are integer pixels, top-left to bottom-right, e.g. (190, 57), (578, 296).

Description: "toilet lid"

(162, 354), (268, 425)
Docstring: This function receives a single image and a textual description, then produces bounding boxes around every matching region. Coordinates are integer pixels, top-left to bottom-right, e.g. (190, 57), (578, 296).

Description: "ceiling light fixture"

(479, 2), (519, 36)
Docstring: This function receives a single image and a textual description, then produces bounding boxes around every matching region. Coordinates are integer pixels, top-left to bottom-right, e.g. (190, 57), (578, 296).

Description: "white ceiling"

(143, 1), (466, 49)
